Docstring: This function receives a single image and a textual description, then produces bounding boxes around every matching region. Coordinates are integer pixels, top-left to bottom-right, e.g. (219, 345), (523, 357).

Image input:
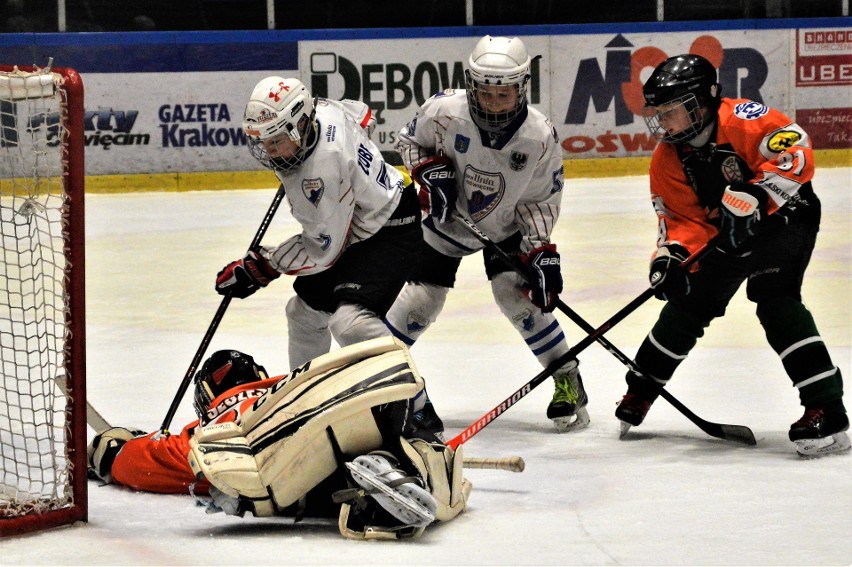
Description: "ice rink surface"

(2, 168), (849, 565)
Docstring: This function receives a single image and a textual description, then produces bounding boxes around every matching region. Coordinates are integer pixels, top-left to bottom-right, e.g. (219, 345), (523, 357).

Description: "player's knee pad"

(328, 302), (391, 347)
(384, 282), (449, 343)
(491, 271), (539, 327)
(286, 296), (332, 367)
(337, 436), (471, 540)
(188, 337), (425, 518)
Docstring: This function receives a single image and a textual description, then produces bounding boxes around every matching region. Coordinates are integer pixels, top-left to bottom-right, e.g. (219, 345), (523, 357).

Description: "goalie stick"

(159, 184), (287, 436)
(446, 215), (755, 448)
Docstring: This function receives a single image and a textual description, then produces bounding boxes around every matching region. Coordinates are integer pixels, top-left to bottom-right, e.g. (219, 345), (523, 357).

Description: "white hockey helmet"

(465, 35), (531, 132)
(243, 76), (318, 171)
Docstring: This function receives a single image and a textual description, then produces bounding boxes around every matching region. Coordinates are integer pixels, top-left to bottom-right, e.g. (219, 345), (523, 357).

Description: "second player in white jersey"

(385, 35), (590, 433)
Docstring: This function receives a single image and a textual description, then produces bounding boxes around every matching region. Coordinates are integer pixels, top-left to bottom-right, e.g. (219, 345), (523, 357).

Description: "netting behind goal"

(0, 64), (87, 536)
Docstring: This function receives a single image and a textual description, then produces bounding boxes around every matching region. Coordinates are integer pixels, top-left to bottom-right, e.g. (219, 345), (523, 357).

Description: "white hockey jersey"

(261, 99), (407, 276)
(396, 89), (564, 256)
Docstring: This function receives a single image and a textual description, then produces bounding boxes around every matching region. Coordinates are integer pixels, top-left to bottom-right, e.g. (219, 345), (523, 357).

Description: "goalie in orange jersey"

(87, 338), (470, 539)
(615, 53), (847, 458)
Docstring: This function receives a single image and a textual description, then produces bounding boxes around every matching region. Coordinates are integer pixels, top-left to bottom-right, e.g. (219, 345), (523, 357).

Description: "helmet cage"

(643, 92), (706, 144)
(465, 70), (529, 132)
(247, 112), (317, 172)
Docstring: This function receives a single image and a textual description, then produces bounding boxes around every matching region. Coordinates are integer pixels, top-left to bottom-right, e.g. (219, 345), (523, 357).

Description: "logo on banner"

(561, 34), (770, 157)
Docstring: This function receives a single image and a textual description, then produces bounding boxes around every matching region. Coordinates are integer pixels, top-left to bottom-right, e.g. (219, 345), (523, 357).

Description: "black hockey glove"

(717, 182), (768, 254)
(87, 427), (145, 483)
(215, 249), (280, 299)
(522, 244), (563, 313)
(411, 155), (457, 224)
(649, 244), (691, 301)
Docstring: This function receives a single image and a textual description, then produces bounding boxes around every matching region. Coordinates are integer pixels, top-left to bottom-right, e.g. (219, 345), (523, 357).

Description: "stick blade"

(719, 424), (757, 446)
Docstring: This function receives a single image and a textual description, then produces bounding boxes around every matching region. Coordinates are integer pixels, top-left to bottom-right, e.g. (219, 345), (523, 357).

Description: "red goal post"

(0, 64), (87, 535)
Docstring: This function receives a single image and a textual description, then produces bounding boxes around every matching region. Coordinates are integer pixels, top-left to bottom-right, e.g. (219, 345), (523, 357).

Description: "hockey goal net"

(0, 64), (87, 535)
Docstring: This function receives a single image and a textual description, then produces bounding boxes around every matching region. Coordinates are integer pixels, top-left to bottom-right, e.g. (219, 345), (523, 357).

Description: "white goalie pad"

(188, 337), (425, 516)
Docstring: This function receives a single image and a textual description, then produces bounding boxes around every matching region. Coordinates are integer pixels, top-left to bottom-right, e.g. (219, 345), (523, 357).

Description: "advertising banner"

(551, 30), (790, 159)
(793, 27), (852, 149)
(81, 71), (280, 175)
(298, 36), (552, 164)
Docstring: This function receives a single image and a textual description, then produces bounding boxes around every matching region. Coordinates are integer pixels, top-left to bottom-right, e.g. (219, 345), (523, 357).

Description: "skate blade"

(618, 420), (633, 439)
(345, 461), (436, 527)
(795, 431), (851, 459)
(551, 407), (590, 433)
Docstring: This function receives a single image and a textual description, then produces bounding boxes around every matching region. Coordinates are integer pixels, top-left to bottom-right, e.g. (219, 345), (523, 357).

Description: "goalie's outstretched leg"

(345, 451), (437, 528)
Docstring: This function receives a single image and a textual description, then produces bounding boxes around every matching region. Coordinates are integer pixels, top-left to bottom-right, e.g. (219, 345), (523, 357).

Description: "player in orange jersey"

(615, 54), (847, 458)
(87, 339), (470, 539)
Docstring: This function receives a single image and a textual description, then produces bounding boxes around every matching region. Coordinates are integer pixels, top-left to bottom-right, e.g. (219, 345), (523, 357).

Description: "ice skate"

(345, 452), (437, 528)
(615, 391), (656, 438)
(546, 365), (589, 432)
(789, 406), (851, 458)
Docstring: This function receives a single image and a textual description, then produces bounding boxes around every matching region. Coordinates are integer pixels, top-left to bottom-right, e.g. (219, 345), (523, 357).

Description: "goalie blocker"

(187, 337), (471, 540)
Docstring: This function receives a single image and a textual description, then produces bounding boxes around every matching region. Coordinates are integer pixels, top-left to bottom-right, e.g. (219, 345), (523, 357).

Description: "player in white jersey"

(216, 77), (423, 373)
(385, 36), (589, 433)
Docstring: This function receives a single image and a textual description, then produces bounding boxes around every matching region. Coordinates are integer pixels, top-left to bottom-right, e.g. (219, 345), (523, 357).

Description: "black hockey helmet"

(193, 350), (268, 421)
(642, 54), (721, 143)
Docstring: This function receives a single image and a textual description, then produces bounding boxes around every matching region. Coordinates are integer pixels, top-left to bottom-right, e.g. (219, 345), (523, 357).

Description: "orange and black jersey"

(649, 98), (820, 258)
(110, 376), (282, 495)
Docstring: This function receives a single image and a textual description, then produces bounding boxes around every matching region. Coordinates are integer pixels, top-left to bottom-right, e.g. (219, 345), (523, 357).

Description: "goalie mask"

(243, 76), (319, 172)
(642, 54), (721, 144)
(193, 350), (268, 423)
(465, 35), (531, 132)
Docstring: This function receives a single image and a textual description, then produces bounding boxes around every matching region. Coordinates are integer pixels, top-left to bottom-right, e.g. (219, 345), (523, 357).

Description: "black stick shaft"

(158, 185), (286, 435)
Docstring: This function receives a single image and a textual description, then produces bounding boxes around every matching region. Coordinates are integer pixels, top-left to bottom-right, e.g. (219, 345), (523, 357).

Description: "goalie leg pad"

(399, 436), (471, 522)
(345, 451), (437, 527)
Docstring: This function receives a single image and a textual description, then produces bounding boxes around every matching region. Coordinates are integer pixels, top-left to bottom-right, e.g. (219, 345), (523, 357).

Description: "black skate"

(413, 398), (445, 439)
(788, 406), (850, 458)
(615, 392), (655, 438)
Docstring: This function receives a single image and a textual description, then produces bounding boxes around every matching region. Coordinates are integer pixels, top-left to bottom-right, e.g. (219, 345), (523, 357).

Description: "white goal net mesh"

(0, 67), (74, 519)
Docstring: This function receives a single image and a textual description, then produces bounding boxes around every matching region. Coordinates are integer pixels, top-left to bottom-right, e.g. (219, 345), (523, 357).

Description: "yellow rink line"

(81, 149), (852, 194)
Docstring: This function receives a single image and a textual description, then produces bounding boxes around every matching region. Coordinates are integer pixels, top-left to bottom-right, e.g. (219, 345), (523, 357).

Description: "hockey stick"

(159, 184), (287, 436)
(55, 374), (112, 433)
(453, 215), (755, 445)
(463, 456), (525, 472)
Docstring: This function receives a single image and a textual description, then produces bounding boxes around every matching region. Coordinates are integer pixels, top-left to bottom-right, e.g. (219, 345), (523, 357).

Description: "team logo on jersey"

(721, 155), (745, 182)
(302, 178), (324, 206)
(454, 134), (470, 153)
(512, 309), (535, 332)
(319, 233), (332, 250)
(767, 130), (802, 153)
(464, 166), (505, 221)
(405, 311), (429, 335)
(733, 101), (769, 120)
(510, 151), (528, 171)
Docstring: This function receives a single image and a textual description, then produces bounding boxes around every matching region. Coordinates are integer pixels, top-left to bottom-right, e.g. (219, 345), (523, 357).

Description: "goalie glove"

(411, 155), (458, 224)
(649, 244), (691, 301)
(717, 182), (768, 253)
(87, 427), (146, 483)
(215, 249), (280, 299)
(521, 244), (563, 313)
